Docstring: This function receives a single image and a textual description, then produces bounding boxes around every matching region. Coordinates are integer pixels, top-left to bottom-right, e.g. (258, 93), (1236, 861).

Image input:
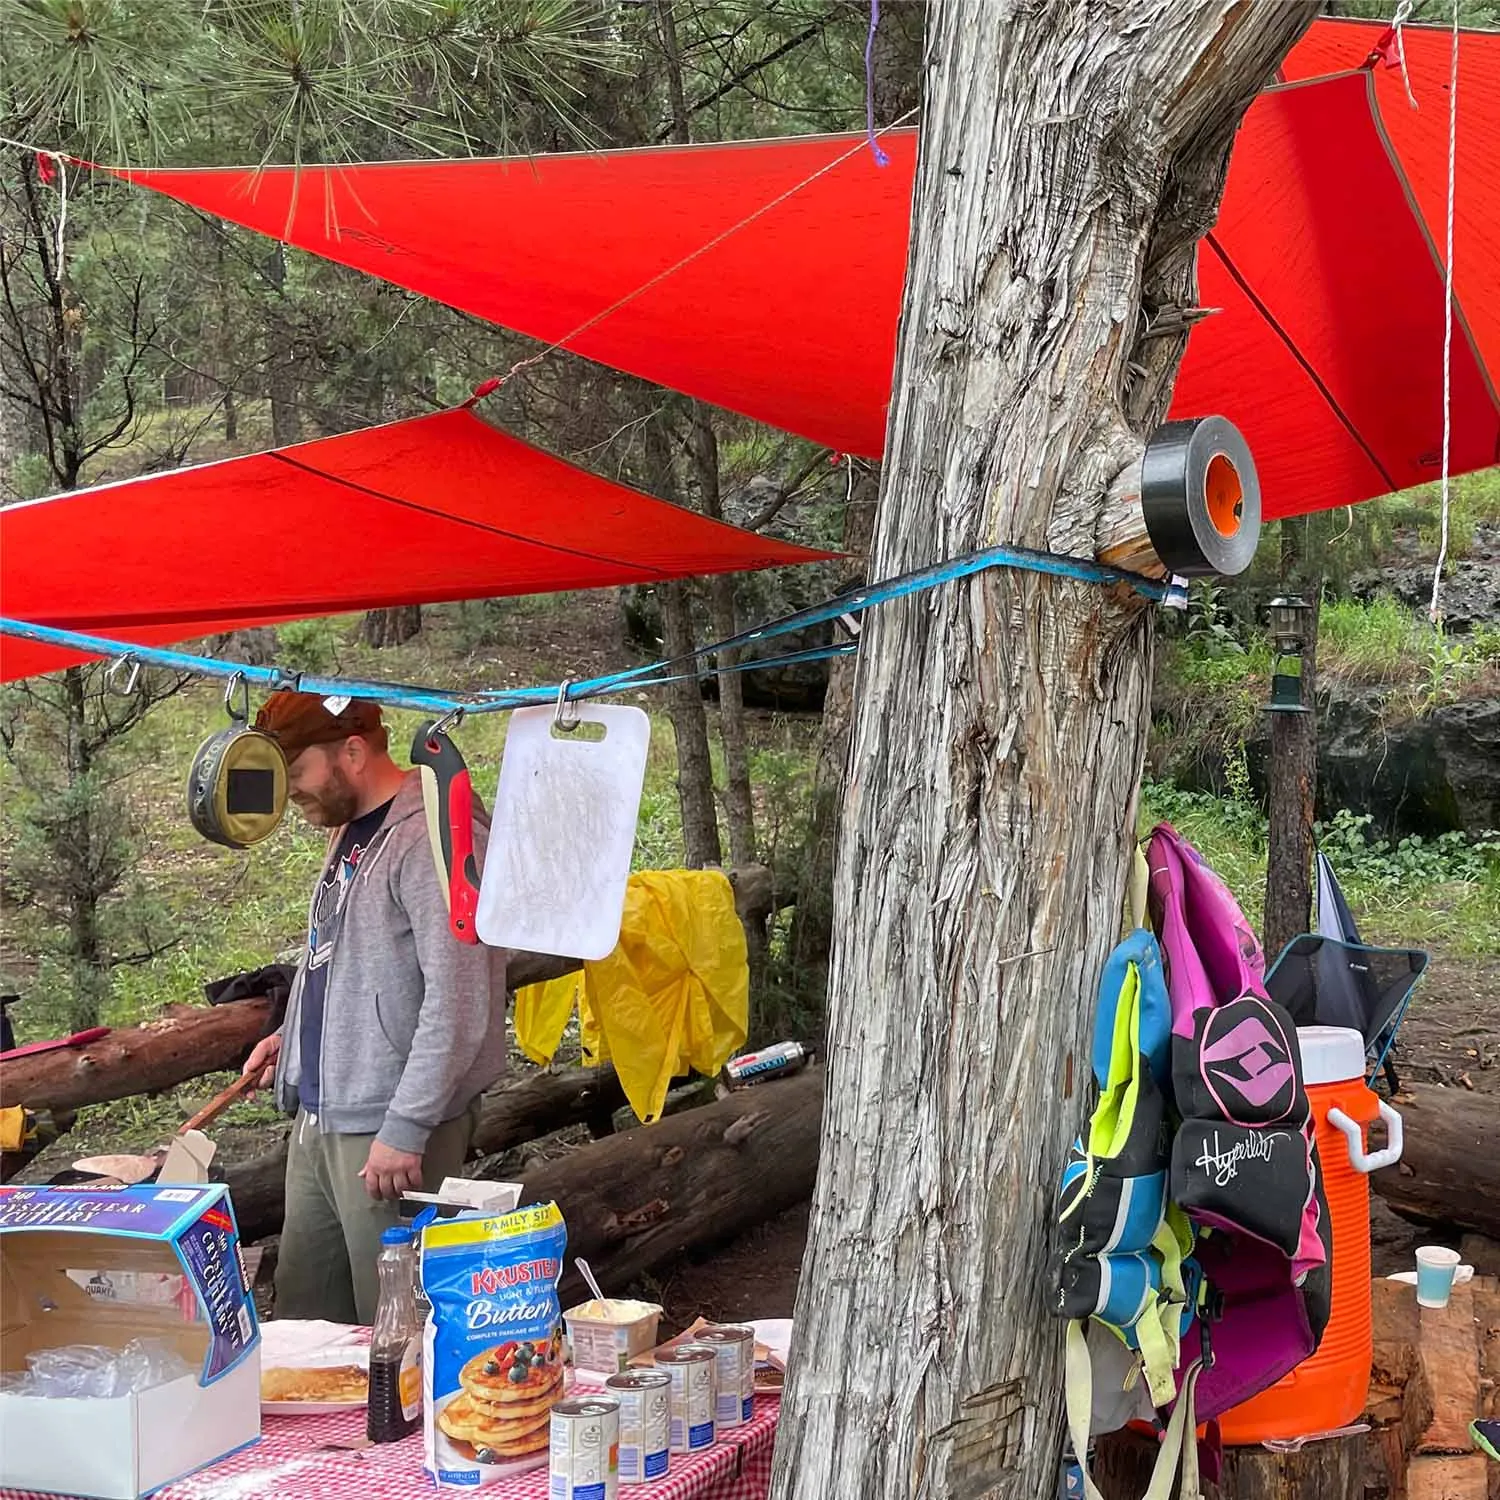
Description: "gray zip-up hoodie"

(273, 770), (508, 1153)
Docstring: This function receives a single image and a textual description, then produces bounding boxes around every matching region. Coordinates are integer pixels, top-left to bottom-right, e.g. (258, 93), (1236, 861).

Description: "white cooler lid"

(1297, 1024), (1367, 1086)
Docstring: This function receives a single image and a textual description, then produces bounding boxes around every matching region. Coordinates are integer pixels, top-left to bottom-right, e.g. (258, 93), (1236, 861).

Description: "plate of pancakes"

(434, 1335), (566, 1468)
(261, 1349), (371, 1414)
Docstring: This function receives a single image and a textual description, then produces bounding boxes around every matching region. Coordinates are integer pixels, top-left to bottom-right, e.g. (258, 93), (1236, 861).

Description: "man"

(240, 691), (507, 1323)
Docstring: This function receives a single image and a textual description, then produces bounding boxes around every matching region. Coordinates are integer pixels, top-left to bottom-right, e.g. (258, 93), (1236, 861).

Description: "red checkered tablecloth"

(0, 1386), (780, 1500)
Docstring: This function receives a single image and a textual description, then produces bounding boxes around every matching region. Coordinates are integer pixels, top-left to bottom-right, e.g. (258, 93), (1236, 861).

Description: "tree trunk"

(1371, 1080), (1499, 1241)
(1212, 1440), (1363, 1500)
(61, 666), (109, 1032)
(362, 604), (423, 648)
(689, 407), (758, 870)
(641, 410), (721, 869)
(265, 245), (301, 448)
(1264, 520), (1322, 957)
(658, 580), (722, 868)
(784, 463), (878, 1013)
(652, 8), (747, 873)
(768, 8), (1318, 1500)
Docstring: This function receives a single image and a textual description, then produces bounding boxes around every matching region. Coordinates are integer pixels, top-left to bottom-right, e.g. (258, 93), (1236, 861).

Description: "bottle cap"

(381, 1225), (414, 1246)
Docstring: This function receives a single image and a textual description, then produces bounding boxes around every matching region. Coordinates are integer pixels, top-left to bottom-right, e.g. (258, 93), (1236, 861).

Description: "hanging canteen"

(187, 677), (288, 849)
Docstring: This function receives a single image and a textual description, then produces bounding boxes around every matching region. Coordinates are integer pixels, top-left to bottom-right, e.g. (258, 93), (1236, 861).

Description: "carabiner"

(106, 655), (142, 697)
(554, 678), (581, 733)
(223, 670), (251, 724)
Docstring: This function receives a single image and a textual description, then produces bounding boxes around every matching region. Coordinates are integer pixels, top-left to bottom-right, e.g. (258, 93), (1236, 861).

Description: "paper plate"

(261, 1346), (372, 1415)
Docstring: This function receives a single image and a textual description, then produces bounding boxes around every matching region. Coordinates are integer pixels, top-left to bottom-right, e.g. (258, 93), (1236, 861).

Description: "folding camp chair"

(1263, 853), (1427, 1092)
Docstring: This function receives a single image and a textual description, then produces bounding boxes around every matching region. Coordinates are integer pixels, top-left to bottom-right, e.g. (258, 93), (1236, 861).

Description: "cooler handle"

(1327, 1102), (1403, 1173)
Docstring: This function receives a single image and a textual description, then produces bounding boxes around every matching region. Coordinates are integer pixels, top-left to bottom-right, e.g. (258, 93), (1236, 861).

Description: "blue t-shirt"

(297, 798), (393, 1112)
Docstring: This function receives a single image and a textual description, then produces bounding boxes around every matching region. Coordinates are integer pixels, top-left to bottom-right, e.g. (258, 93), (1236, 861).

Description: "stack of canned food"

(549, 1324), (757, 1499)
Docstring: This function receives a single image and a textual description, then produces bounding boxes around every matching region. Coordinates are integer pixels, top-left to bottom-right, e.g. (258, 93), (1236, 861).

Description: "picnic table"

(0, 1382), (781, 1500)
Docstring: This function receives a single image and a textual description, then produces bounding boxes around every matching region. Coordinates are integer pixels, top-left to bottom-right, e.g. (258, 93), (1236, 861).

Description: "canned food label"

(696, 1330), (754, 1427)
(607, 1378), (670, 1485)
(664, 1359), (715, 1452)
(549, 1402), (619, 1500)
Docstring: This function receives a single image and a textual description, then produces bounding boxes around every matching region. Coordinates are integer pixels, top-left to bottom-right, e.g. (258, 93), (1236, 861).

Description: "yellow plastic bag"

(0, 1105), (30, 1154)
(514, 869), (749, 1123)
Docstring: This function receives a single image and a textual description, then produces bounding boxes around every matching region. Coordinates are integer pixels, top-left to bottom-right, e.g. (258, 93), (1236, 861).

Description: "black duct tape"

(187, 726), (288, 848)
(1140, 416), (1261, 577)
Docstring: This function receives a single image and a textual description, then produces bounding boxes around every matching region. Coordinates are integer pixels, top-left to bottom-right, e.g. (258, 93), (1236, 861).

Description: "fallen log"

(1371, 1081), (1499, 1242)
(520, 1066), (824, 1306)
(223, 1065), (822, 1290)
(224, 1062), (632, 1241)
(0, 1000), (272, 1115)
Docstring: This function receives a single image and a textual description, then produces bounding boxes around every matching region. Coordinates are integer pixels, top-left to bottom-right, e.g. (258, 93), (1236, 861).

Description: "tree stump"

(1212, 1438), (1362, 1500)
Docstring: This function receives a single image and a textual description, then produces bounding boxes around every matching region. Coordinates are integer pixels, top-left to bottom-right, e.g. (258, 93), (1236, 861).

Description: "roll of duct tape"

(187, 725), (288, 848)
(1140, 416), (1261, 577)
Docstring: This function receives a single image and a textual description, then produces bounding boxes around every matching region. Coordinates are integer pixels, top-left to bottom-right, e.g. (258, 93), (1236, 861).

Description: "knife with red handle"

(411, 724), (481, 943)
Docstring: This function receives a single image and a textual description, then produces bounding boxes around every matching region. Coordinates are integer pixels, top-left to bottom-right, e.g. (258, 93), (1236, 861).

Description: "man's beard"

(294, 767), (360, 827)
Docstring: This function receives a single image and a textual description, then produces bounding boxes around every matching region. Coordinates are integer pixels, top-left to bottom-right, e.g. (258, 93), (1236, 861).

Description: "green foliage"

(1317, 808), (1500, 889)
(1185, 579), (1247, 659)
(6, 451), (58, 502)
(1140, 782), (1500, 959)
(2, 0), (622, 164)
(276, 618), (343, 675)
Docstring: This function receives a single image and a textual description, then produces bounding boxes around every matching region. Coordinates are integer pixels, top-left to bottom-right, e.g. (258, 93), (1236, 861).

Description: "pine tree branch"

(654, 14), (838, 141)
(747, 448), (831, 531)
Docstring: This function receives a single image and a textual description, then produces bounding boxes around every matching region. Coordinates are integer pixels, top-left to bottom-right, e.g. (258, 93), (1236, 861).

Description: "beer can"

(654, 1345), (717, 1453)
(549, 1396), (620, 1500)
(604, 1369), (671, 1485)
(691, 1325), (755, 1428)
(723, 1041), (807, 1087)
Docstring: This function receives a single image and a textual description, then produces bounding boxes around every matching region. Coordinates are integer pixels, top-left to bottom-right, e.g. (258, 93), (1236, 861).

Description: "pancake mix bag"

(422, 1201), (568, 1485)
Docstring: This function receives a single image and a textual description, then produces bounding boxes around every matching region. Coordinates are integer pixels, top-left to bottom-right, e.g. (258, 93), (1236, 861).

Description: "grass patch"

(1318, 596), (1422, 686)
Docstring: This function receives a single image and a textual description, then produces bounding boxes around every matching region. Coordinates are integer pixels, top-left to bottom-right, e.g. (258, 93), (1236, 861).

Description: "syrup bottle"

(367, 1225), (422, 1443)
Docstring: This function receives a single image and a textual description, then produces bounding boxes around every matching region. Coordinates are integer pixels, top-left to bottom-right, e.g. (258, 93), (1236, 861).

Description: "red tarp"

(108, 18), (1500, 521)
(0, 409), (830, 680)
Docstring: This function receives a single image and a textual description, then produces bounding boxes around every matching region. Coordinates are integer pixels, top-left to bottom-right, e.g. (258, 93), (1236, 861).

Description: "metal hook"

(106, 655), (142, 697)
(428, 704), (465, 741)
(554, 678), (582, 733)
(223, 671), (250, 724)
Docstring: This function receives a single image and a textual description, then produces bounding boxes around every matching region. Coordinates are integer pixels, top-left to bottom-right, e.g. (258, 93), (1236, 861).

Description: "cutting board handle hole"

(551, 719), (607, 743)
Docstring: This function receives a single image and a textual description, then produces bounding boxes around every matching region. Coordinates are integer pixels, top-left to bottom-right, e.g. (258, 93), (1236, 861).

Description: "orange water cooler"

(1217, 1024), (1404, 1444)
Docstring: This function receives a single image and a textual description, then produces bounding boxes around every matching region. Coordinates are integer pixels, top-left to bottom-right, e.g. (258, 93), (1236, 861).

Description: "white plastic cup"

(1415, 1245), (1461, 1308)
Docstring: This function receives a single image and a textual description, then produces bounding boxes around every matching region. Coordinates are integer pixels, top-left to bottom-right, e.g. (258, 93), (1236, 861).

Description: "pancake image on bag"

(422, 1202), (568, 1485)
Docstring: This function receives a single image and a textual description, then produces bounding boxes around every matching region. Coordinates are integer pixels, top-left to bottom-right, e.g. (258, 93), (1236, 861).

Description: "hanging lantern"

(1266, 594), (1312, 715)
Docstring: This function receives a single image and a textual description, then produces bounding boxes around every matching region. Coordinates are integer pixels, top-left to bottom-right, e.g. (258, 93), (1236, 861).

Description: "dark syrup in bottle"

(367, 1225), (422, 1443)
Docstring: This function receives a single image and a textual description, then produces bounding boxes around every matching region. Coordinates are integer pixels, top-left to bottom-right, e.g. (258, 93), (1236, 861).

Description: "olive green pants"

(274, 1104), (477, 1325)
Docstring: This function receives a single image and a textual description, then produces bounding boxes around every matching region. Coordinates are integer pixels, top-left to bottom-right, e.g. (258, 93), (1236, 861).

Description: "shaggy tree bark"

(768, 6), (1317, 1500)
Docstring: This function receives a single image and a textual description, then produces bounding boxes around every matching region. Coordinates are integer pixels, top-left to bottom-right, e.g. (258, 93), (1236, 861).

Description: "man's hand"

(241, 1032), (281, 1096)
(360, 1140), (425, 1201)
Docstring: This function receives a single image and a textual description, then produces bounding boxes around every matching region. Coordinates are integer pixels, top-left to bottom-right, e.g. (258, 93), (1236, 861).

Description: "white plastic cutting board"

(477, 703), (651, 960)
